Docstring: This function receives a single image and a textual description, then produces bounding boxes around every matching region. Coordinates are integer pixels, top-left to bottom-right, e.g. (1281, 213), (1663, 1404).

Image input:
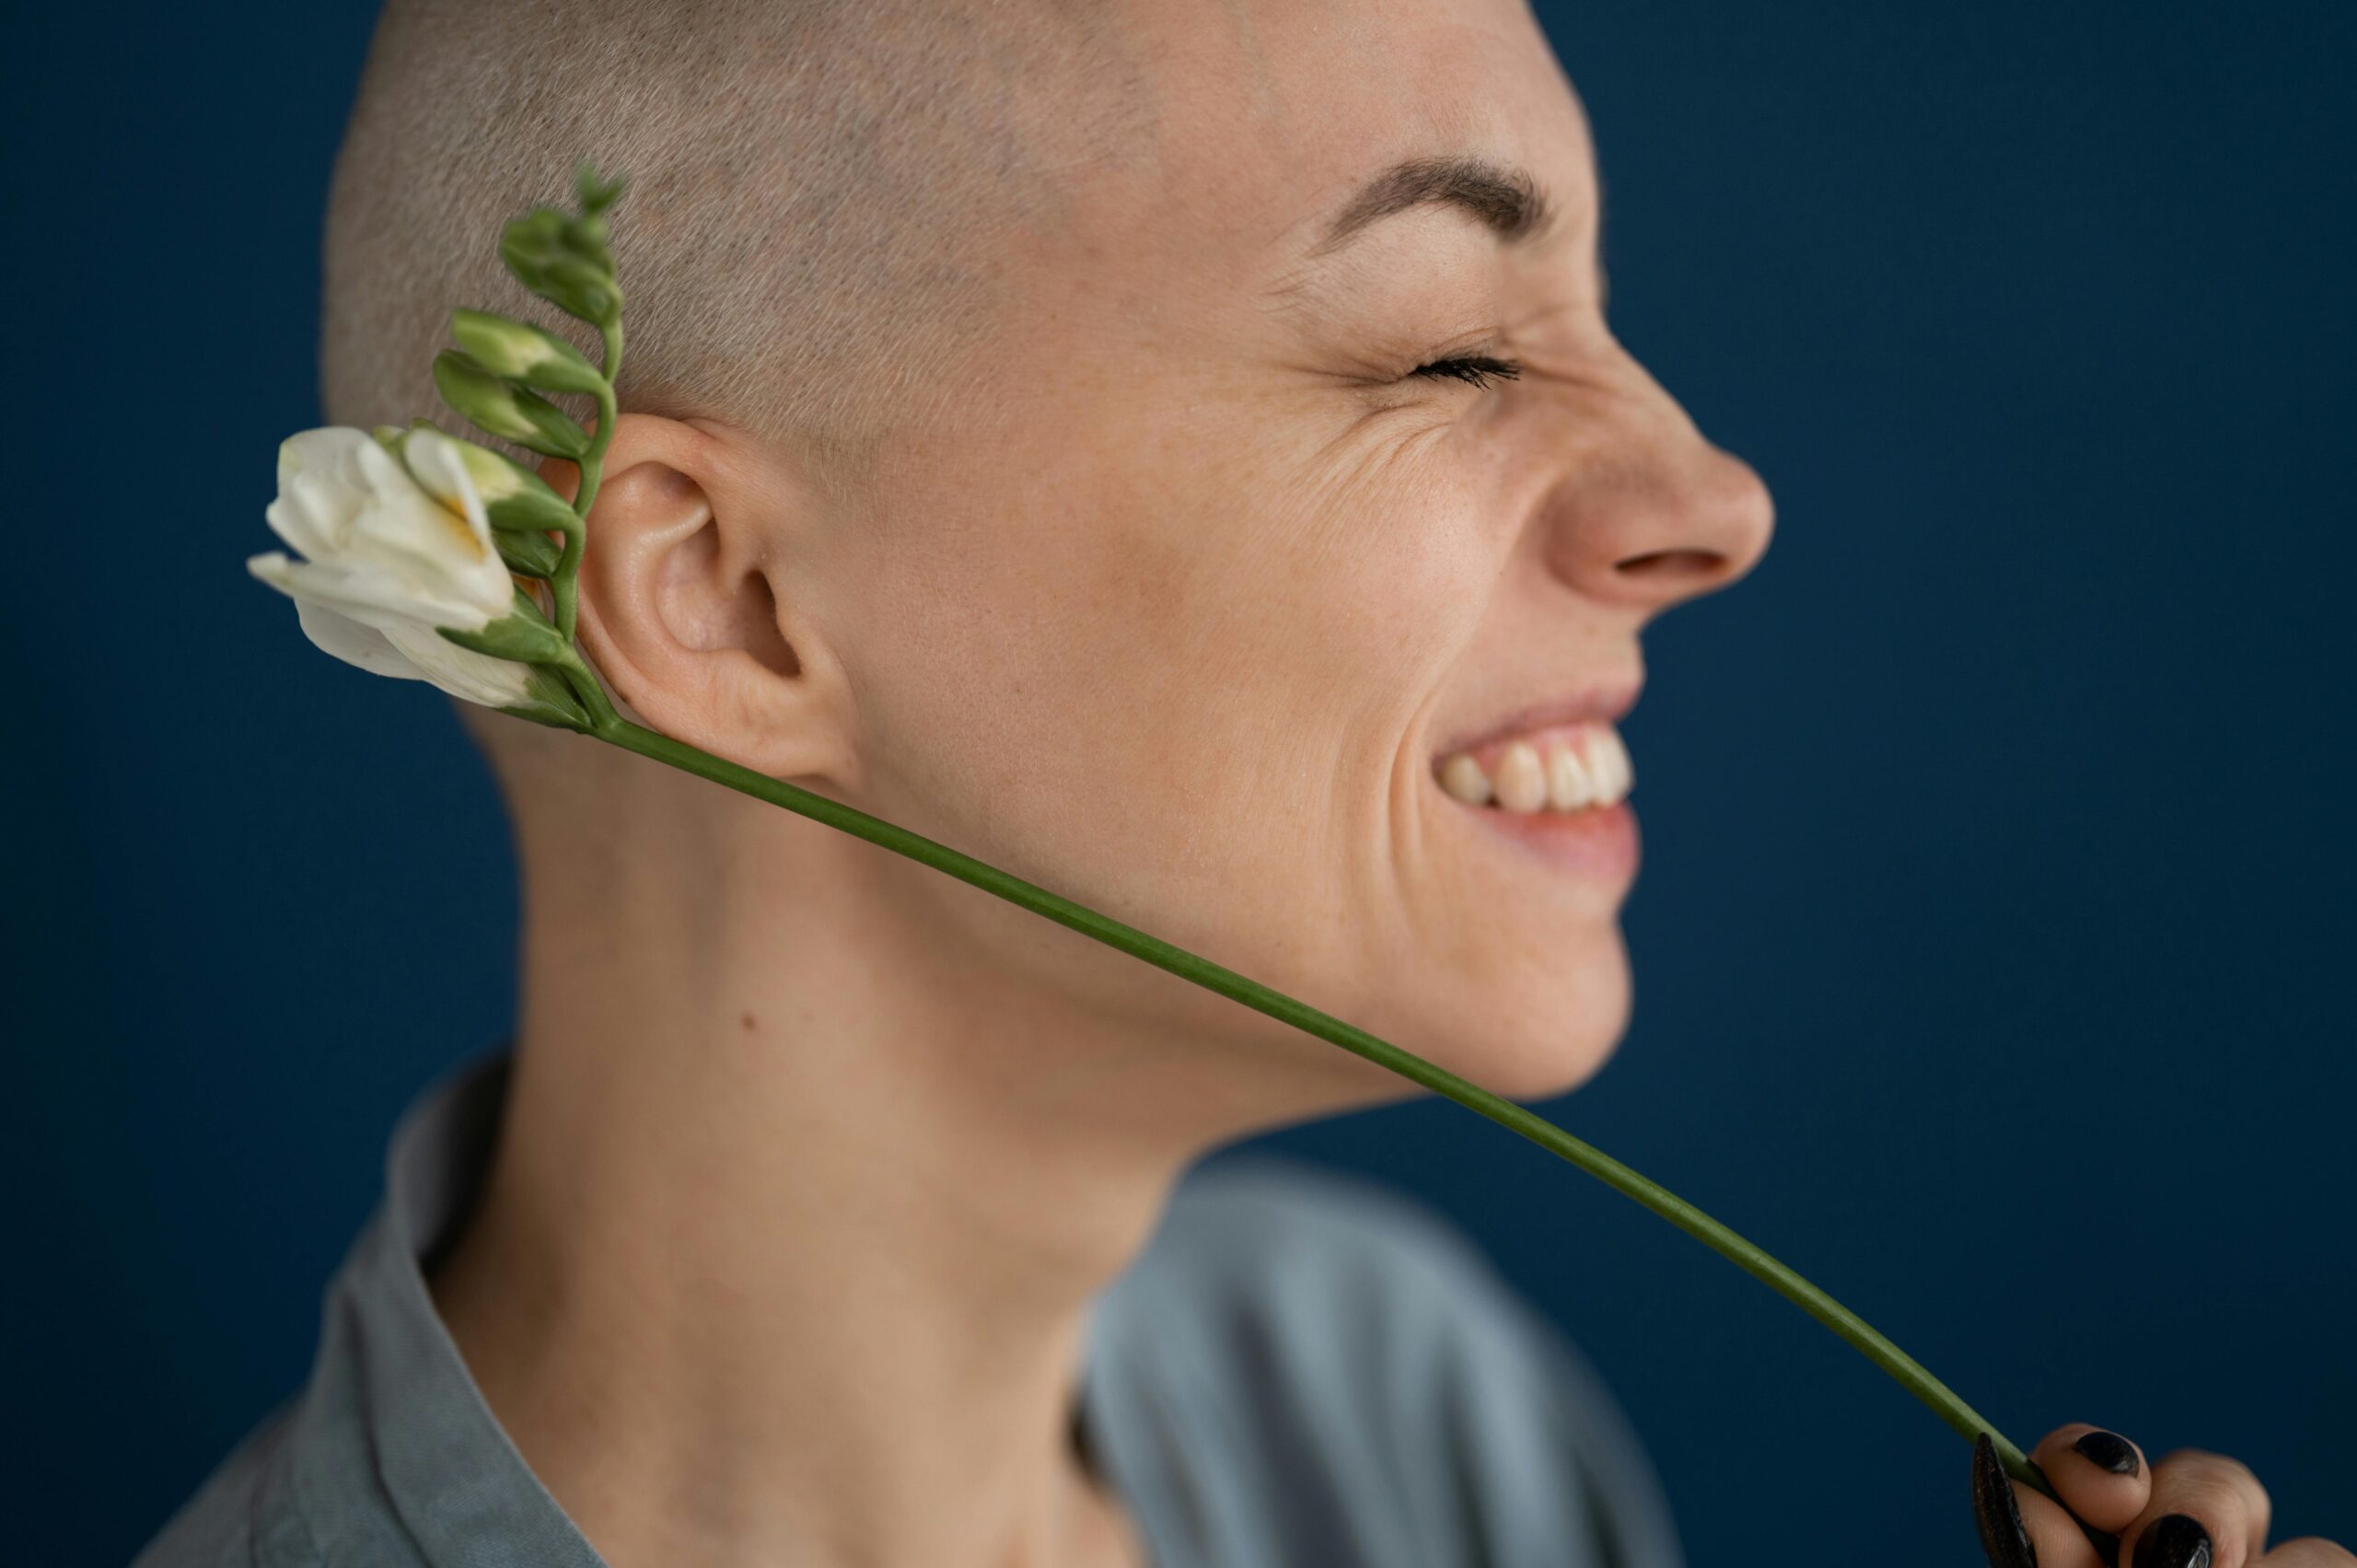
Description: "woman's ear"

(545, 412), (853, 784)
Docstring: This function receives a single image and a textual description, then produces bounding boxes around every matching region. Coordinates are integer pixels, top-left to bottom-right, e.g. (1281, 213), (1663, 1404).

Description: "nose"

(1534, 356), (1775, 616)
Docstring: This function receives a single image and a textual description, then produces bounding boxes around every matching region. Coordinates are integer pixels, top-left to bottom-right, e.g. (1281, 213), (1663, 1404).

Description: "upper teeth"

(1436, 725), (1631, 814)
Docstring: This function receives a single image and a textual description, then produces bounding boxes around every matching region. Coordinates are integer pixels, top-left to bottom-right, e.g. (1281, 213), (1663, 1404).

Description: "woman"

(142, 0), (2345, 1564)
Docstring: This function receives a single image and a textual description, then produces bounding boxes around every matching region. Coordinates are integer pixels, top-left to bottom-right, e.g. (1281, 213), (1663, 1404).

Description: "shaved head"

(323, 0), (1152, 481)
(324, 0), (1161, 774)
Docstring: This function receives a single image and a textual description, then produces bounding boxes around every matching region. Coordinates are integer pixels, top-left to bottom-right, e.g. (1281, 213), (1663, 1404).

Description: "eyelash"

(1408, 353), (1523, 389)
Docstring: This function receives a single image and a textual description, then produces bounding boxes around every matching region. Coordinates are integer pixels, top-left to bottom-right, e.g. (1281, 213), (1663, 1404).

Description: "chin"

(1475, 1023), (1627, 1102)
(1434, 928), (1634, 1103)
(1282, 926), (1634, 1111)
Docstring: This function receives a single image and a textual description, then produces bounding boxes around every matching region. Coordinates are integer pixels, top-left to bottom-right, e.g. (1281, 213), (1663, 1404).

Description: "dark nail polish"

(1971, 1433), (2039, 1568)
(2072, 1429), (2142, 1477)
(2133, 1515), (2213, 1568)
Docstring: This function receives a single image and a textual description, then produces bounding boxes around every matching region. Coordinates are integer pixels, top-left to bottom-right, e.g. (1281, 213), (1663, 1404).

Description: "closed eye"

(1408, 353), (1523, 389)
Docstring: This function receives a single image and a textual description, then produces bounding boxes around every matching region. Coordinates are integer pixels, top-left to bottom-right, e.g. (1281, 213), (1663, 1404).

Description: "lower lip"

(1450, 796), (1641, 881)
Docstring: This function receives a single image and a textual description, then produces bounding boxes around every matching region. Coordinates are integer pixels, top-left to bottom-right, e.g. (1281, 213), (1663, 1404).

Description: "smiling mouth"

(1433, 721), (1633, 815)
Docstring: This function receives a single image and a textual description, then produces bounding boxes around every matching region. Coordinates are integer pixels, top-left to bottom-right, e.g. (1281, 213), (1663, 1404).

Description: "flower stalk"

(598, 712), (2096, 1527)
(252, 157), (2117, 1557)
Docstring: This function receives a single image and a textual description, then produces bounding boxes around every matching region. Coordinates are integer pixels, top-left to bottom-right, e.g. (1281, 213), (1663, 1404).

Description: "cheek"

(848, 400), (1496, 940)
(1113, 412), (1499, 716)
(1056, 419), (1492, 836)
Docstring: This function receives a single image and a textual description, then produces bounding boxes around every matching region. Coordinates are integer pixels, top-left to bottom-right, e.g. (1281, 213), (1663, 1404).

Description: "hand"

(1971, 1425), (2351, 1567)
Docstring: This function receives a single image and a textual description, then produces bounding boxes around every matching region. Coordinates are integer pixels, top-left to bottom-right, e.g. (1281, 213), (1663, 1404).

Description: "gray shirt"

(136, 1053), (1684, 1568)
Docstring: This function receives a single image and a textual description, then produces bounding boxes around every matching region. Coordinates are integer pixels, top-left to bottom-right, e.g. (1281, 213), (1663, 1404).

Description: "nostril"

(1614, 548), (1725, 582)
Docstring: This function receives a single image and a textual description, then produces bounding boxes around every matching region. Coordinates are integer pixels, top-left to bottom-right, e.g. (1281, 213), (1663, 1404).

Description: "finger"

(1974, 1433), (2109, 1568)
(2126, 1449), (2273, 1568)
(1973, 1434), (2044, 1568)
(2029, 1423), (2153, 1534)
(2015, 1481), (2113, 1568)
(2258, 1539), (2357, 1566)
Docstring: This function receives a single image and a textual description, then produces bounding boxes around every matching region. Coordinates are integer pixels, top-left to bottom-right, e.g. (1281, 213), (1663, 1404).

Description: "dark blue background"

(8, 4), (2351, 1562)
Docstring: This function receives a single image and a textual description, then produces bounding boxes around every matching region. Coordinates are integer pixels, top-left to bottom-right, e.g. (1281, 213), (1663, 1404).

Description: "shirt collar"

(276, 1050), (608, 1564)
(270, 1051), (1124, 1567)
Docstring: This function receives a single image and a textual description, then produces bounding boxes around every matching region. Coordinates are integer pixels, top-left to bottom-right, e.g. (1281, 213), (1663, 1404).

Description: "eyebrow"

(1304, 153), (1563, 261)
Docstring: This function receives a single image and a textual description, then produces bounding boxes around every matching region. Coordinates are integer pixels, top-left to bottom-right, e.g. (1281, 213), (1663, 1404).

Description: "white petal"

(255, 552), (526, 704)
(397, 430), (516, 617)
(267, 428), (404, 563)
(248, 551), (496, 634)
(294, 596), (435, 682)
(276, 426), (377, 487)
(252, 552), (431, 680)
(401, 428), (491, 532)
(265, 465), (359, 561)
(312, 442), (510, 622)
(381, 621), (534, 707)
(337, 493), (508, 617)
(351, 432), (425, 505)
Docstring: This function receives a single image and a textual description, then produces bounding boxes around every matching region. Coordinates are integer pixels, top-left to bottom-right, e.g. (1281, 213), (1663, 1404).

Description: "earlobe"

(552, 412), (849, 784)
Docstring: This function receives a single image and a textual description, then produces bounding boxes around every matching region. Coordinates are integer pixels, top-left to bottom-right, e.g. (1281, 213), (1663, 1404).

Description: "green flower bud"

(449, 308), (607, 395)
(543, 258), (621, 325)
(437, 588), (575, 665)
(500, 209), (621, 324)
(500, 666), (595, 731)
(575, 159), (627, 216)
(493, 527), (565, 578)
(502, 206), (568, 258)
(432, 350), (590, 460)
(447, 439), (583, 535)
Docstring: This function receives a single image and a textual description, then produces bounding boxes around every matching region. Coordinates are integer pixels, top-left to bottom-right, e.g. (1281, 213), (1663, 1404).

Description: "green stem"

(553, 318), (624, 644)
(552, 646), (617, 730)
(549, 522), (586, 646)
(591, 714), (2094, 1527)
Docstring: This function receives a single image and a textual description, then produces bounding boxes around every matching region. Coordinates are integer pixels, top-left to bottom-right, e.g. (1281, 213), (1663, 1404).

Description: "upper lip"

(1431, 677), (1643, 761)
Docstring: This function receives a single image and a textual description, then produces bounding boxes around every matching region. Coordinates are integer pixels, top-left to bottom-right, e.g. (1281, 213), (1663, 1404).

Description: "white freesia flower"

(249, 426), (534, 708)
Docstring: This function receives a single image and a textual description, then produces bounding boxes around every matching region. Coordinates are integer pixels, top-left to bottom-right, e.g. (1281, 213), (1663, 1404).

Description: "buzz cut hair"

(321, 0), (1149, 489)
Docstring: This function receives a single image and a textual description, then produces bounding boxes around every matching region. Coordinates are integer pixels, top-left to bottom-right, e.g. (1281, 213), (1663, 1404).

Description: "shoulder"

(1128, 1152), (1540, 1380)
(1090, 1154), (1685, 1568)
(1132, 1154), (1630, 1427)
(134, 1405), (301, 1568)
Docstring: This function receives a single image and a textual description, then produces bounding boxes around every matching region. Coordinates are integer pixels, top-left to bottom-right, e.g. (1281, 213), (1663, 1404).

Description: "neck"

(429, 756), (1253, 1568)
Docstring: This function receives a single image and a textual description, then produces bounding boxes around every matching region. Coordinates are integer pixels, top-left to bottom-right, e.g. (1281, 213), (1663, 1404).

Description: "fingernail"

(1971, 1433), (2039, 1568)
(2071, 1429), (2141, 1477)
(2133, 1515), (2214, 1568)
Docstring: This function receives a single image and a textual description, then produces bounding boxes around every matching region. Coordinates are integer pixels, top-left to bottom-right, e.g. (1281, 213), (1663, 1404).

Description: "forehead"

(1082, 0), (1596, 273)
